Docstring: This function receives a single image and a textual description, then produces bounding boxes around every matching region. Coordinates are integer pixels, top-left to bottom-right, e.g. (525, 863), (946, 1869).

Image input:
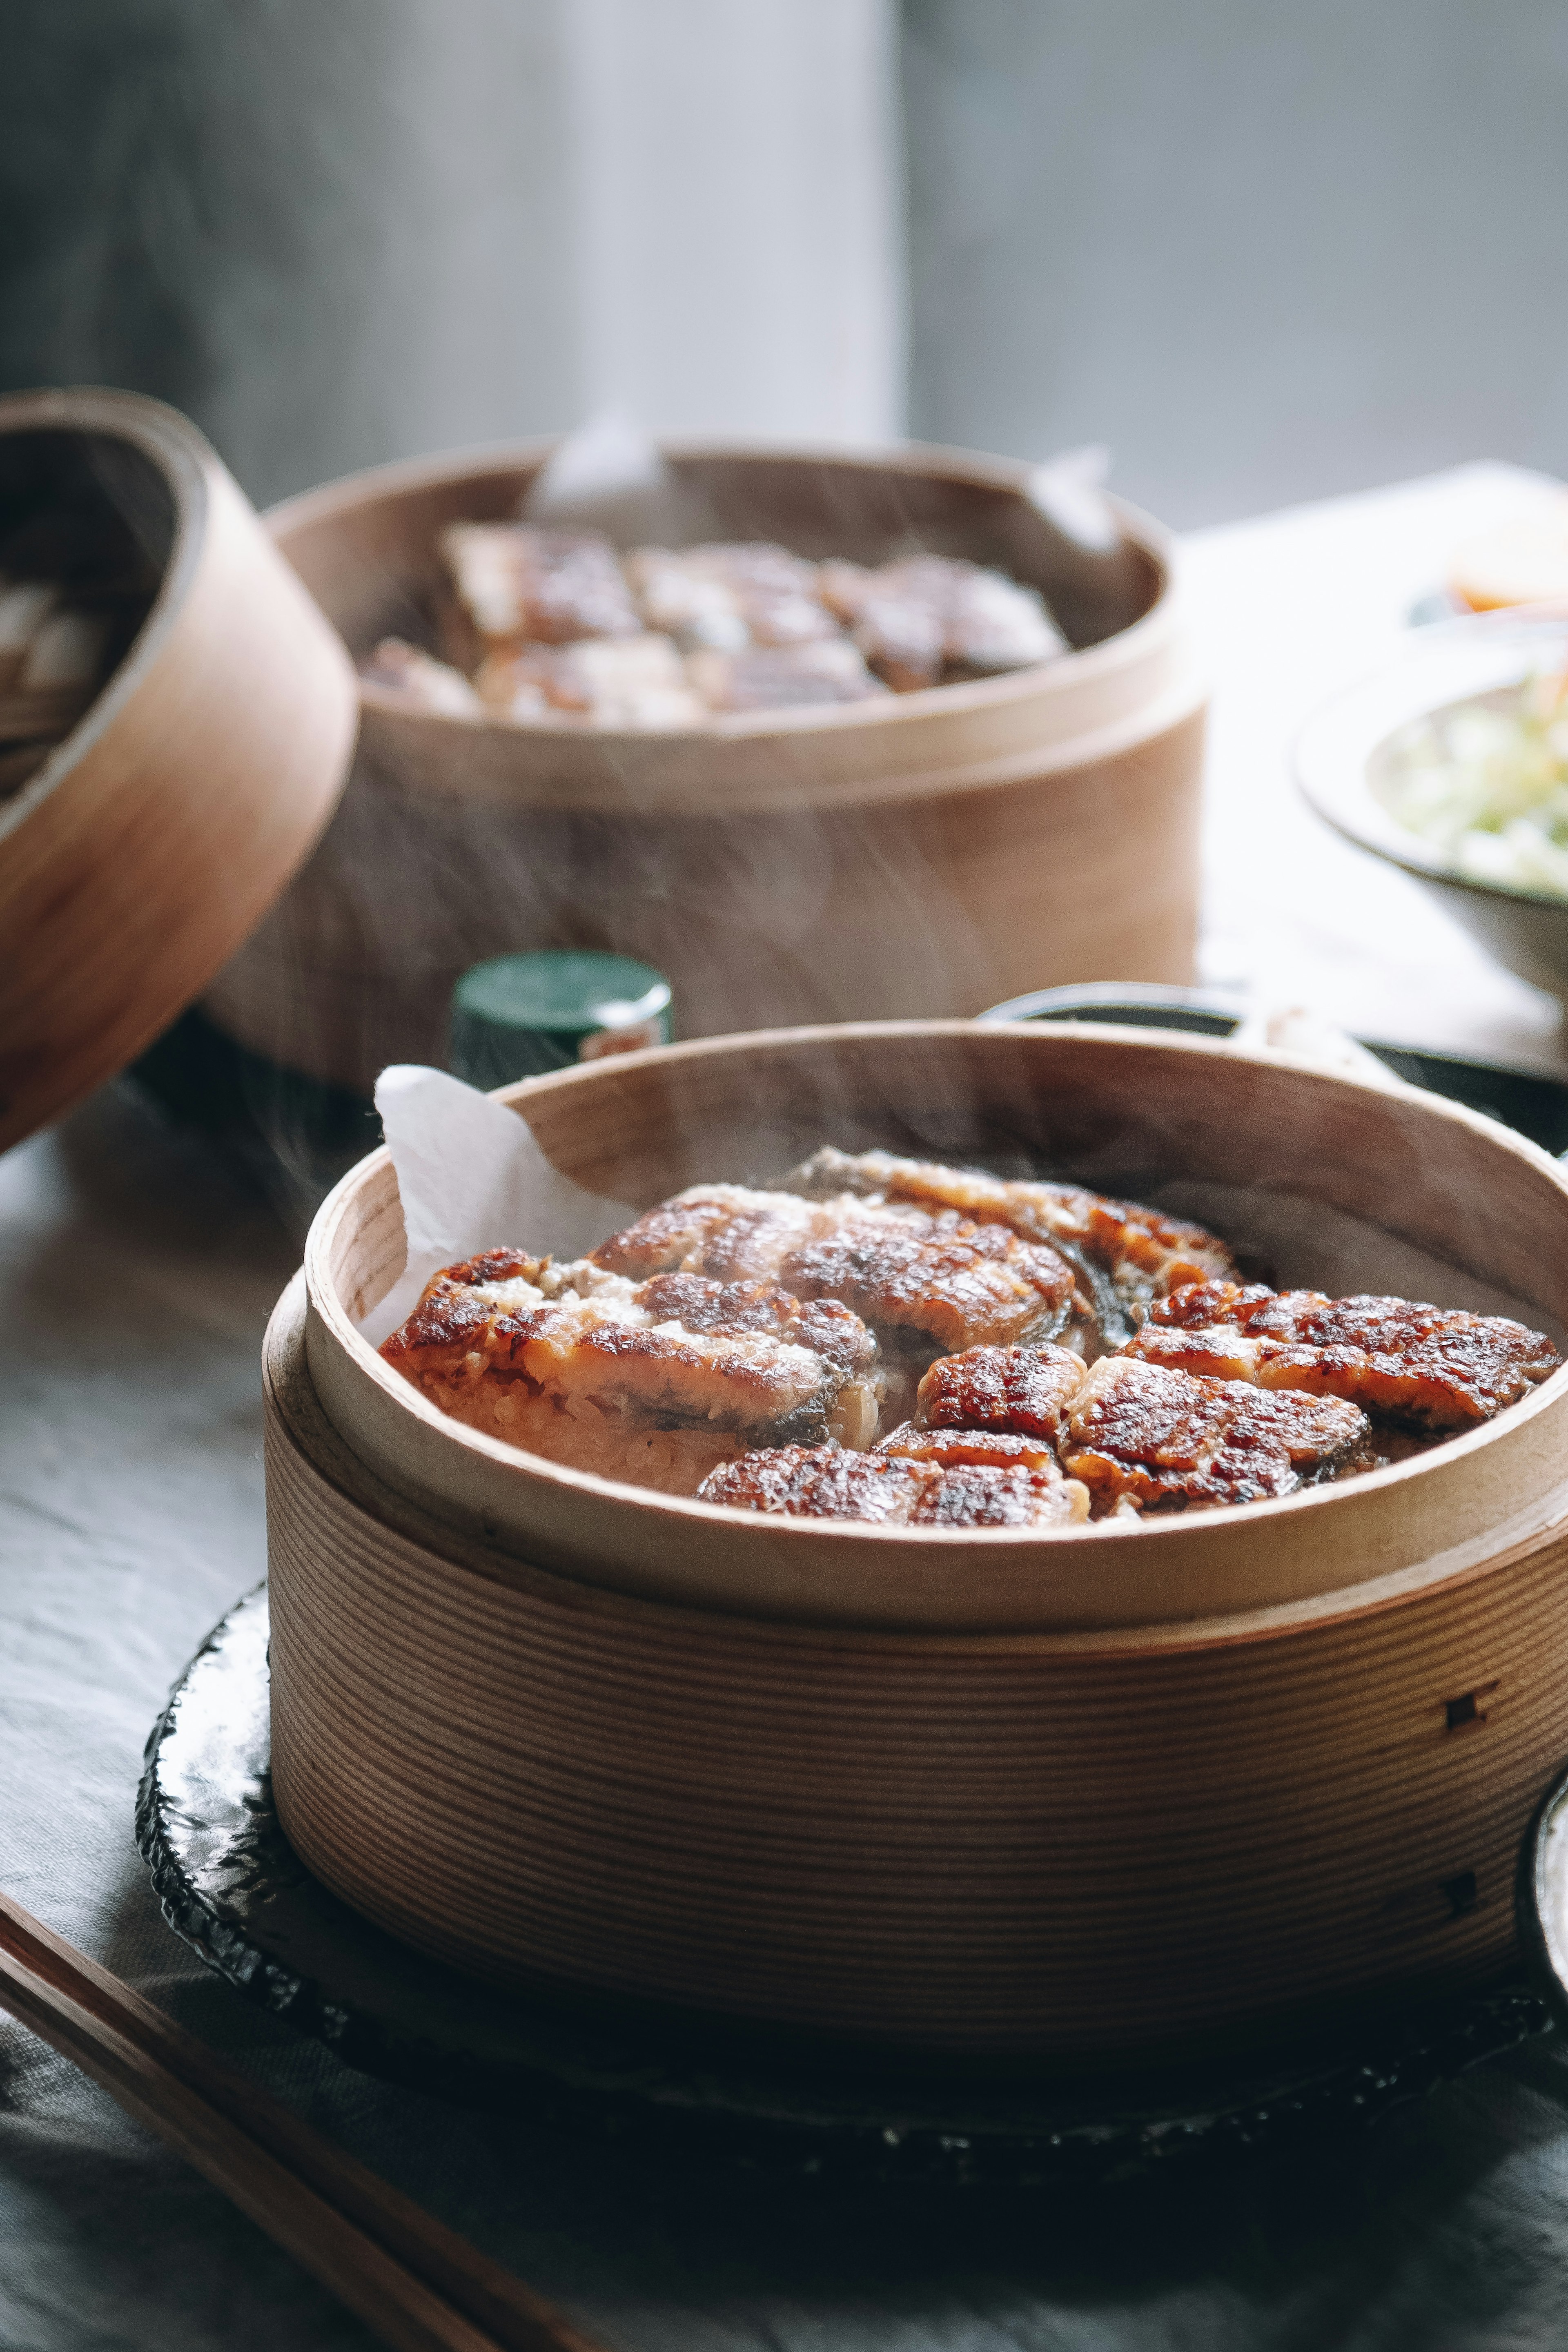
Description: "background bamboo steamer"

(0, 388), (357, 1153)
(266, 1023), (1568, 2061)
(202, 439), (1206, 1096)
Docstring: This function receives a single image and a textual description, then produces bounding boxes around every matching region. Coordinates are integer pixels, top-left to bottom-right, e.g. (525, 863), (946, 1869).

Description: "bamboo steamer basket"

(265, 1021), (1568, 2065)
(204, 439), (1206, 1096)
(0, 388), (357, 1152)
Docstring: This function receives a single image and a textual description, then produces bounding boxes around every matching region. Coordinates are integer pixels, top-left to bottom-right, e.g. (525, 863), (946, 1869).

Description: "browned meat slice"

(441, 523), (641, 647)
(876, 1419), (1074, 1477)
(634, 1272), (877, 1376)
(592, 1183), (1074, 1355)
(1061, 1355), (1374, 1514)
(380, 1253), (880, 1491)
(358, 638), (483, 718)
(819, 555), (1064, 690)
(634, 1272), (881, 1445)
(905, 1462), (1086, 1527)
(698, 1447), (924, 1522)
(914, 1342), (1087, 1442)
(626, 543), (839, 651)
(697, 1445), (1085, 1527)
(776, 1147), (1236, 1335)
(778, 1221), (1076, 1355)
(591, 1186), (833, 1280)
(686, 640), (888, 711)
(1129, 1280), (1562, 1432)
(472, 633), (704, 729)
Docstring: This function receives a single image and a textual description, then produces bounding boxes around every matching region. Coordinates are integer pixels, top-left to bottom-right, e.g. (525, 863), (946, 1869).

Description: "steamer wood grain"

(203, 440), (1205, 1090)
(0, 388), (355, 1152)
(267, 1023), (1568, 2059)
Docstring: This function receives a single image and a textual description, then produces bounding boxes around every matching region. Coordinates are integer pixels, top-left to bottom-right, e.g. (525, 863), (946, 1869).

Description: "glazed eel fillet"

(1126, 1281), (1561, 1432)
(710, 1341), (1370, 1523)
(697, 1447), (1087, 1529)
(380, 1247), (881, 1494)
(379, 1157), (1562, 1527)
(774, 1148), (1238, 1342)
(593, 1182), (1079, 1362)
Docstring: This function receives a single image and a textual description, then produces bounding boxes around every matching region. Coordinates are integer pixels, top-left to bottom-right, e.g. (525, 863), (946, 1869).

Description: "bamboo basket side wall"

(266, 1280), (1568, 2059)
(0, 390), (355, 1150)
(202, 438), (1204, 1092)
(299, 1025), (1568, 1635)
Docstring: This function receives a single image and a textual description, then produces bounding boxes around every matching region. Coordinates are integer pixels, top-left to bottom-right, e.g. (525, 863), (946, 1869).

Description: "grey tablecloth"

(8, 1080), (1568, 2352)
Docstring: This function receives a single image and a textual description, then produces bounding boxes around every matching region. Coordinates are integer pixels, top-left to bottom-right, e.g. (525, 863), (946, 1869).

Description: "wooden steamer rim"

(266, 434), (1205, 817)
(0, 386), (357, 1152)
(301, 1021), (1568, 1636)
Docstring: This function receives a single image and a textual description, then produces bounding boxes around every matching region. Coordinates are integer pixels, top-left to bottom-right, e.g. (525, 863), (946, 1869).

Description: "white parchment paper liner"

(357, 1065), (635, 1346)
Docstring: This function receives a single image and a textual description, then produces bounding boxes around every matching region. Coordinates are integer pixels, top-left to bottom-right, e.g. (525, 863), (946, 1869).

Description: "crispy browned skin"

(697, 1445), (1085, 1527)
(634, 1272), (878, 1379)
(699, 1448), (924, 1522)
(779, 1221), (1074, 1354)
(1061, 1355), (1374, 1514)
(593, 1184), (1075, 1353)
(775, 1149), (1236, 1334)
(591, 1186), (830, 1280)
(819, 555), (1062, 690)
(876, 1421), (1065, 1475)
(906, 1462), (1083, 1527)
(441, 524), (641, 646)
(381, 1248), (549, 1357)
(914, 1343), (1088, 1442)
(1129, 1280), (1562, 1432)
(381, 1255), (882, 1471)
(631, 543), (840, 650)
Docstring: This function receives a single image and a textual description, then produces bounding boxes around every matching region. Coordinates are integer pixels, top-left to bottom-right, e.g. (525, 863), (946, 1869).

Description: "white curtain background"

(0, 0), (905, 505)
(561, 0), (905, 444)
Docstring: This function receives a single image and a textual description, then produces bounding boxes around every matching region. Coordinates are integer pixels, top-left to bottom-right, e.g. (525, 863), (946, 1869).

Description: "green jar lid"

(449, 951), (674, 1089)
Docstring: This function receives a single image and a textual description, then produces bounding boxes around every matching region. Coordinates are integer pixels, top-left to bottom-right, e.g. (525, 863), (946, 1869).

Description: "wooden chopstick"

(0, 1889), (608, 2352)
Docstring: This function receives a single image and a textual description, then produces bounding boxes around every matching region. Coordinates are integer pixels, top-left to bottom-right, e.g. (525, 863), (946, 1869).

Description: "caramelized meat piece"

(592, 1183), (1073, 1354)
(915, 1342), (1087, 1443)
(777, 1148), (1236, 1336)
(1130, 1281), (1562, 1432)
(625, 543), (838, 652)
(876, 1420), (1074, 1478)
(905, 1462), (1086, 1527)
(591, 1186), (833, 1281)
(441, 524), (641, 647)
(699, 1447), (924, 1522)
(635, 1272), (880, 1445)
(381, 1254), (880, 1491)
(780, 1221), (1075, 1355)
(359, 638), (483, 718)
(686, 640), (887, 712)
(697, 1445), (1085, 1527)
(1061, 1356), (1374, 1514)
(635, 1272), (878, 1377)
(472, 633), (704, 729)
(820, 555), (1064, 690)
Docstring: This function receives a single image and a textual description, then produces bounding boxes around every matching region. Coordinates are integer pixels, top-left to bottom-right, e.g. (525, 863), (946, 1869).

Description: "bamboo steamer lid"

(0, 387), (357, 1152)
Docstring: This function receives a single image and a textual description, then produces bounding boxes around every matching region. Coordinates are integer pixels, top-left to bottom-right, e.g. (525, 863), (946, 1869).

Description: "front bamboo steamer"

(267, 1024), (1568, 2059)
(203, 439), (1206, 1094)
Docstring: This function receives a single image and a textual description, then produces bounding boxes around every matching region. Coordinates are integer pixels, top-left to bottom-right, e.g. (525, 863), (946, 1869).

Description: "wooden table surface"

(5, 462), (1568, 2352)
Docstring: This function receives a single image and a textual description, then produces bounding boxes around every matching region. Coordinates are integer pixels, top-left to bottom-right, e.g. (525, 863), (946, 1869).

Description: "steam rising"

(202, 422), (1159, 1108)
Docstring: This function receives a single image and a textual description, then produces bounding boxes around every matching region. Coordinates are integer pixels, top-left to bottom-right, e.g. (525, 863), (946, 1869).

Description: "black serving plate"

(138, 1589), (1557, 2184)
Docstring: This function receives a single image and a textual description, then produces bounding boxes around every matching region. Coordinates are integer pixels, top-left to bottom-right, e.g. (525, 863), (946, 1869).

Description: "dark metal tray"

(138, 1589), (1563, 2185)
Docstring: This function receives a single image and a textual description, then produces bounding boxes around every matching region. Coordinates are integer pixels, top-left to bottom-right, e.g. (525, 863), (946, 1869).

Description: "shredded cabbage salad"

(1379, 667), (1568, 900)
